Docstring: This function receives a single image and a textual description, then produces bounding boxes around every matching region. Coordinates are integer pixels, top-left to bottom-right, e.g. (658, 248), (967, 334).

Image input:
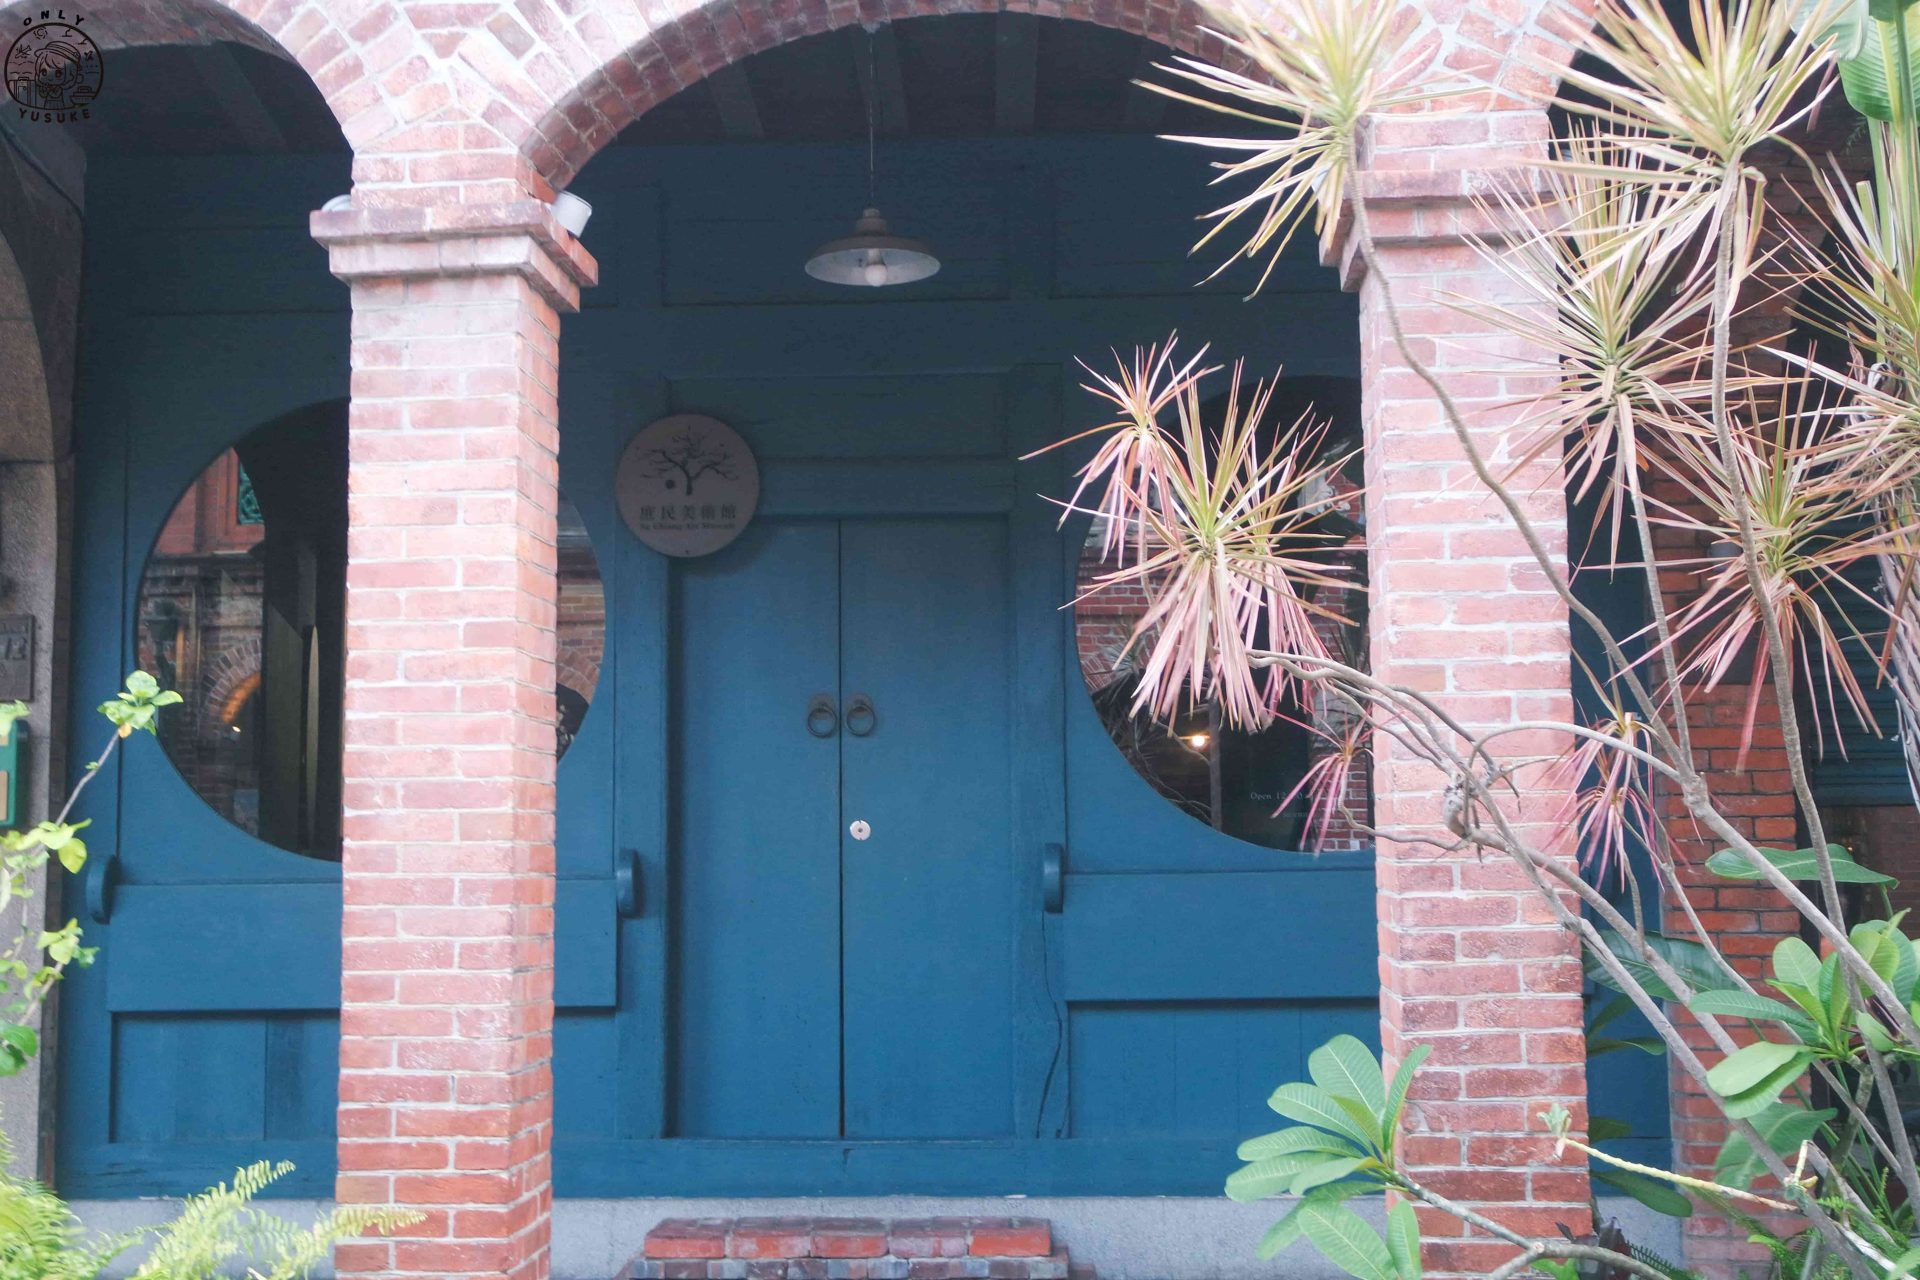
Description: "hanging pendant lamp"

(805, 24), (940, 288)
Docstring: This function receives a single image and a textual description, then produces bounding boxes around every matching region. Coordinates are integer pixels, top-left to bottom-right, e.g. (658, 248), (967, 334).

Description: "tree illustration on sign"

(638, 425), (738, 498)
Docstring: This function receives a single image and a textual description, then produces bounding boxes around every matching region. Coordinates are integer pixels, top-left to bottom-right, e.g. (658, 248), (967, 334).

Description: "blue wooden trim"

(1007, 366), (1070, 1142)
(59, 1135), (1301, 1200)
(1060, 868), (1377, 1001)
(760, 460), (1015, 517)
(613, 377), (672, 1140)
(555, 878), (618, 1009)
(57, 1141), (336, 1199)
(552, 1137), (1264, 1197)
(105, 884), (342, 1011)
(58, 308), (136, 1181)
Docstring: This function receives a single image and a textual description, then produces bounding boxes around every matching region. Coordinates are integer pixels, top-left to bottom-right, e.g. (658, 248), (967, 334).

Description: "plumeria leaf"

(1688, 990), (1821, 1041)
(1297, 1202), (1395, 1280)
(1268, 1082), (1379, 1152)
(1706, 843), (1892, 885)
(1238, 1127), (1362, 1161)
(1707, 1040), (1810, 1096)
(1308, 1034), (1386, 1117)
(1385, 1201), (1421, 1280)
(1715, 1104), (1833, 1190)
(1587, 930), (1739, 1001)
(1592, 1167), (1694, 1218)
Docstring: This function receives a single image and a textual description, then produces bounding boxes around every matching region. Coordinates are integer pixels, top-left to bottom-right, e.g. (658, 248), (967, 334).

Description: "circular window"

(1070, 378), (1371, 852)
(135, 409), (605, 858)
(555, 494), (605, 759)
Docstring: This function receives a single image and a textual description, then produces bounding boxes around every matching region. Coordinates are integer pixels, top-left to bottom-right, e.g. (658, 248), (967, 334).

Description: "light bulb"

(1186, 732), (1211, 750)
(862, 253), (889, 287)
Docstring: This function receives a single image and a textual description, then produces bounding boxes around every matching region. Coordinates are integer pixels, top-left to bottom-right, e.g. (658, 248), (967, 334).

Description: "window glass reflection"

(135, 410), (605, 859)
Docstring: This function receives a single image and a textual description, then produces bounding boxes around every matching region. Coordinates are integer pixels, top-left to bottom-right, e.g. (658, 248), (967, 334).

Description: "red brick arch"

(0, 0), (446, 156)
(493, 0), (1599, 191)
(510, 0), (1230, 191)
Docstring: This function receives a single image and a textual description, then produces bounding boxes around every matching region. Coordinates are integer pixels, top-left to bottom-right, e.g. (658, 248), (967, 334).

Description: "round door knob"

(849, 820), (871, 841)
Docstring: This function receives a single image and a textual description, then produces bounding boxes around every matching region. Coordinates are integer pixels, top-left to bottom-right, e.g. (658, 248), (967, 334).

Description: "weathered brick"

(969, 1221), (1050, 1259)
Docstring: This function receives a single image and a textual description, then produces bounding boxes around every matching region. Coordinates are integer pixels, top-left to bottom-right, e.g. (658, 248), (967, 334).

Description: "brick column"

(1332, 113), (1591, 1278)
(313, 202), (597, 1280)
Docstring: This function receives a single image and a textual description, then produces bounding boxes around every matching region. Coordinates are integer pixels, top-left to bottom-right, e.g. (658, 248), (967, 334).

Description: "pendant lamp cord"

(865, 24), (879, 208)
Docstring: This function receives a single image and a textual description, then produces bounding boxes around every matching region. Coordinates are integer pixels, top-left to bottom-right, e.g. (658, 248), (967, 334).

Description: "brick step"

(621, 1218), (1091, 1280)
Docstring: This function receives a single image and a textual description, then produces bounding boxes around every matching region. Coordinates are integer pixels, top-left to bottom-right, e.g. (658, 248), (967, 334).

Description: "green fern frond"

(126, 1160), (422, 1280)
(1627, 1242), (1703, 1280)
(0, 1127), (133, 1280)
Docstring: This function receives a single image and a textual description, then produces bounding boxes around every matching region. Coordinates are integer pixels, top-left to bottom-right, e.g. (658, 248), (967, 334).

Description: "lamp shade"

(805, 208), (941, 287)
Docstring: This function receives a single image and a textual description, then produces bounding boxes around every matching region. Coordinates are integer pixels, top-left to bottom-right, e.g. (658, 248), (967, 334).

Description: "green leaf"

(1268, 1082), (1379, 1152)
(124, 671), (158, 699)
(1308, 1035), (1387, 1116)
(1793, 0), (1873, 56)
(1706, 1041), (1808, 1097)
(1385, 1200), (1421, 1280)
(1687, 990), (1820, 1042)
(1717, 1049), (1816, 1120)
(1587, 993), (1633, 1037)
(1591, 1167), (1693, 1218)
(1298, 1202), (1395, 1280)
(1818, 951), (1848, 1031)
(1714, 1104), (1833, 1191)
(1383, 1043), (1430, 1139)
(1588, 1116), (1632, 1143)
(1706, 843), (1892, 885)
(1771, 937), (1822, 1001)
(1886, 1246), (1920, 1280)
(1289, 1156), (1370, 1196)
(1586, 931), (1738, 1001)
(1238, 1127), (1362, 1161)
(1851, 919), (1919, 1005)
(1587, 1036), (1666, 1058)
(1257, 1205), (1311, 1261)
(1253, 1185), (1367, 1261)
(1229, 1153), (1359, 1202)
(0, 1021), (35, 1076)
(1841, 10), (1920, 120)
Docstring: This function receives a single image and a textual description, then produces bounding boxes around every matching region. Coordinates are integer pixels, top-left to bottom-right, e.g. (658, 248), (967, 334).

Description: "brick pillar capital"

(1318, 109), (1555, 288)
(312, 200), (599, 313)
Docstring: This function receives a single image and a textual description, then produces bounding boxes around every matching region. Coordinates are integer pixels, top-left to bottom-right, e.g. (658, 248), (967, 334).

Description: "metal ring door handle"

(845, 695), (876, 737)
(806, 695), (840, 738)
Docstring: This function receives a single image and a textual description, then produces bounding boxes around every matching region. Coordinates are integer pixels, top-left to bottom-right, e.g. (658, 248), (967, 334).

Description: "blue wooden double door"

(670, 516), (1020, 1140)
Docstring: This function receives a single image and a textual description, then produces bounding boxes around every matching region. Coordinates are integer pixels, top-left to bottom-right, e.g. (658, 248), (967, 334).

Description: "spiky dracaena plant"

(1035, 0), (1920, 1275)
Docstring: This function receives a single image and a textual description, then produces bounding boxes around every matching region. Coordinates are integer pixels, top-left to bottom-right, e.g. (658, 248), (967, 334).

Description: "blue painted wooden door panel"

(840, 518), (1013, 1139)
(667, 517), (1017, 1140)
(671, 521), (845, 1137)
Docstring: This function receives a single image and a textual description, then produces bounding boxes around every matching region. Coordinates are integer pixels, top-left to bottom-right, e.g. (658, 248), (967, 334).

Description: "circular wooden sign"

(615, 415), (760, 557)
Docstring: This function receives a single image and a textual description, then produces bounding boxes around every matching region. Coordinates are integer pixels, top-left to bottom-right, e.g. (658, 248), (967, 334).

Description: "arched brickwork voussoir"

(1440, 0), (1597, 111)
(512, 0), (1240, 191)
(0, 0), (445, 159)
(498, 0), (1607, 191)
